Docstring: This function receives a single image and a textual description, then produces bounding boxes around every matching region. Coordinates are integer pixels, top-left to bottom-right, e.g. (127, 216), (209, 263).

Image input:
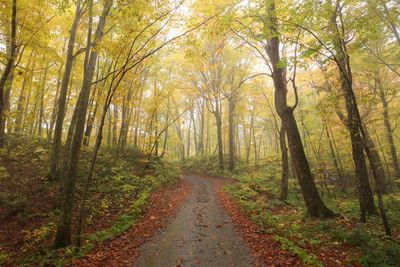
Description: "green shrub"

(274, 236), (323, 267)
(0, 253), (10, 265)
(0, 165), (10, 180)
(0, 192), (28, 216)
(88, 190), (150, 243)
(331, 228), (400, 266)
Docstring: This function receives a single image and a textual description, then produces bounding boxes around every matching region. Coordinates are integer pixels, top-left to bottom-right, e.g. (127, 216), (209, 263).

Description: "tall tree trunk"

(112, 104), (118, 147)
(190, 108), (198, 156)
(21, 57), (36, 133)
(38, 62), (49, 137)
(214, 100), (224, 170)
(252, 114), (258, 167)
(117, 78), (134, 153)
(228, 93), (236, 171)
(279, 125), (289, 201)
(245, 122), (251, 164)
(83, 97), (99, 146)
(265, 0), (334, 217)
(54, 0), (112, 248)
(326, 127), (346, 191)
(160, 97), (170, 157)
(236, 122), (241, 159)
(198, 99), (205, 154)
(328, 3), (377, 220)
(76, 82), (116, 247)
(186, 112), (191, 158)
(133, 78), (144, 147)
(14, 50), (34, 133)
(363, 125), (386, 192)
(49, 1), (82, 180)
(175, 121), (185, 162)
(49, 50), (66, 140)
(0, 0), (17, 145)
(3, 71), (14, 134)
(154, 110), (159, 157)
(377, 78), (400, 179)
(341, 79), (377, 220)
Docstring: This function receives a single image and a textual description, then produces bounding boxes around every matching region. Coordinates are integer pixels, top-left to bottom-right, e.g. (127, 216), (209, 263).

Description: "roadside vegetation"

(0, 135), (180, 266)
(185, 156), (400, 266)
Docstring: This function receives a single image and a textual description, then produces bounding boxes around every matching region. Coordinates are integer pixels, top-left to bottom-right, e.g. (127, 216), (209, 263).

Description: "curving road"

(133, 174), (254, 267)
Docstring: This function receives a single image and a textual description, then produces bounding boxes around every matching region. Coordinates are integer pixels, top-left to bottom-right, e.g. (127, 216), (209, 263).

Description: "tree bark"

(49, 48), (66, 140)
(265, 0), (334, 217)
(198, 99), (205, 154)
(38, 63), (49, 136)
(54, 0), (112, 248)
(214, 100), (224, 170)
(49, 1), (82, 180)
(363, 125), (386, 192)
(326, 127), (346, 191)
(190, 108), (198, 156)
(0, 0), (17, 146)
(112, 105), (118, 147)
(228, 93), (237, 171)
(279, 125), (289, 201)
(14, 50), (35, 133)
(376, 78), (400, 179)
(327, 2), (377, 220)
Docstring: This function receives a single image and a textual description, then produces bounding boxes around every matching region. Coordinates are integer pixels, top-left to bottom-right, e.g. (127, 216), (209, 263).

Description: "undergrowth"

(0, 135), (181, 266)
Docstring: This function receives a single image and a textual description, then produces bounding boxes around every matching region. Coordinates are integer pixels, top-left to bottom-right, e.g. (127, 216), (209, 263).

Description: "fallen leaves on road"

(215, 184), (303, 267)
(72, 179), (192, 267)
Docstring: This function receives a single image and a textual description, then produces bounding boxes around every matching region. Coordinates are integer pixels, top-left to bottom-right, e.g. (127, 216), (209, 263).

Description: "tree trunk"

(160, 97), (170, 157)
(54, 0), (112, 248)
(199, 99), (205, 154)
(363, 125), (386, 192)
(251, 113), (258, 167)
(14, 50), (34, 133)
(214, 101), (224, 170)
(228, 94), (236, 171)
(279, 125), (289, 201)
(49, 49), (66, 140)
(112, 104), (118, 147)
(83, 98), (99, 146)
(38, 62), (49, 136)
(186, 112), (191, 158)
(77, 82), (114, 248)
(265, 0), (333, 217)
(0, 0), (17, 145)
(2, 71), (14, 134)
(190, 108), (198, 156)
(377, 79), (400, 179)
(328, 4), (377, 220)
(49, 1), (82, 180)
(326, 127), (346, 191)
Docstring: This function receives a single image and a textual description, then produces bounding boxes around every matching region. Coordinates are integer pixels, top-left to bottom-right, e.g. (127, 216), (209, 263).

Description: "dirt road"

(134, 174), (254, 267)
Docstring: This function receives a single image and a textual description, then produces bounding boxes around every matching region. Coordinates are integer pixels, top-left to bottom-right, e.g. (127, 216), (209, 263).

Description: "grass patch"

(87, 189), (150, 244)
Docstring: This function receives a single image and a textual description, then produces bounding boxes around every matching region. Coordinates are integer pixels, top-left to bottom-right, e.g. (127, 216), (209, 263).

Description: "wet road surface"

(133, 174), (254, 267)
